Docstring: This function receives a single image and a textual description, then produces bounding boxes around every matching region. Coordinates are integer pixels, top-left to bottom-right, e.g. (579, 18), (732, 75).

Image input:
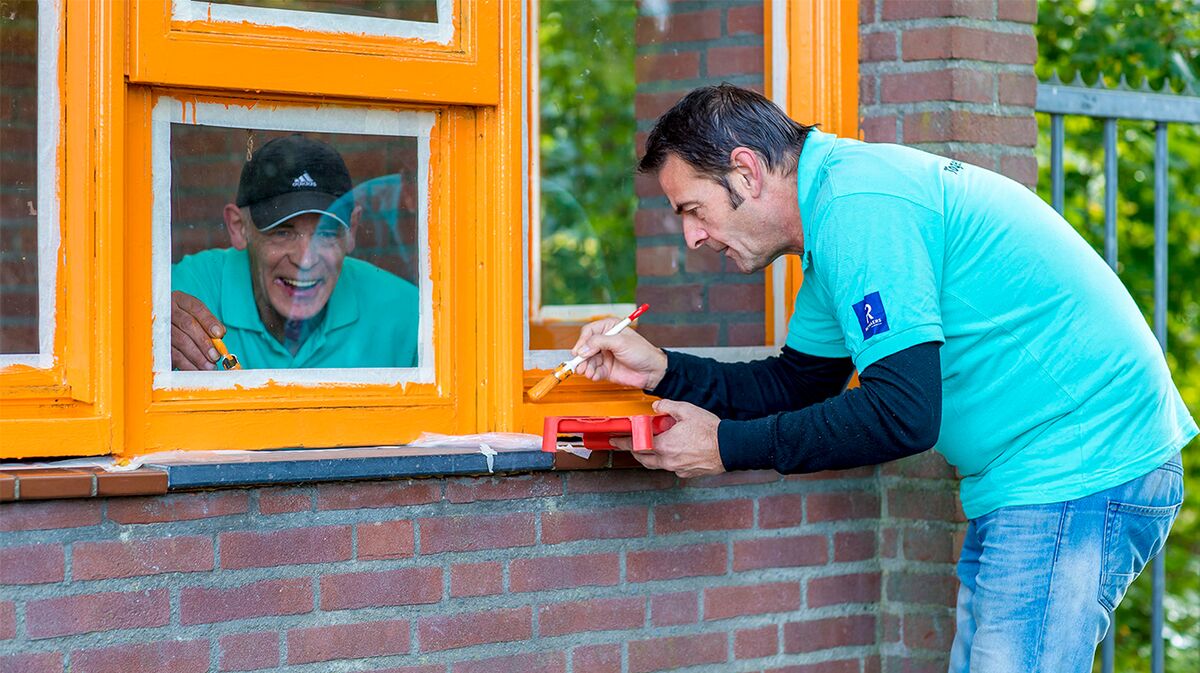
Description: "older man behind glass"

(171, 134), (419, 370)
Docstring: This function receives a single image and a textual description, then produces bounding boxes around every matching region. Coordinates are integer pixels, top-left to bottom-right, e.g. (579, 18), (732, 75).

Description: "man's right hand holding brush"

(570, 319), (669, 391)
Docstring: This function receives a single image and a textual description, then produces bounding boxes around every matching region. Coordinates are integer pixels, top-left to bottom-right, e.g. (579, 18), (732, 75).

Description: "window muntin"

(173, 0), (453, 43)
(528, 0), (777, 366)
(0, 0), (59, 367)
(152, 97), (434, 390)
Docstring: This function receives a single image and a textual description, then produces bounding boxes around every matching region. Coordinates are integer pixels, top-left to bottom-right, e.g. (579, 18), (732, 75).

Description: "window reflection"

(207, 0), (439, 23)
(535, 0), (769, 350)
(0, 1), (40, 355)
(170, 127), (421, 370)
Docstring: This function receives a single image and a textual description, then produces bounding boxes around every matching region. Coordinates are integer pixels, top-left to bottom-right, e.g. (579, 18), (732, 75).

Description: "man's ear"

(729, 147), (763, 198)
(344, 204), (362, 254)
(224, 204), (250, 250)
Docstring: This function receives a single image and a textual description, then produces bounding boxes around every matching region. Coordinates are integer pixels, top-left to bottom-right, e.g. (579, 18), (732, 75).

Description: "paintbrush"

(527, 303), (649, 401)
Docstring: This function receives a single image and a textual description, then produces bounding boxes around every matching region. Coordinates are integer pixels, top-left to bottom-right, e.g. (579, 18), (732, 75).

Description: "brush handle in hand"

(562, 316), (635, 374)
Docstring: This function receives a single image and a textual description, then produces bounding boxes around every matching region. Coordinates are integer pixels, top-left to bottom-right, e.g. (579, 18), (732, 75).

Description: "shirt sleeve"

(785, 270), (850, 358)
(815, 194), (946, 371)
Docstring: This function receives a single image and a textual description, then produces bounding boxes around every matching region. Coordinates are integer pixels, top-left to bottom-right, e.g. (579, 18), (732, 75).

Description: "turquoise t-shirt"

(786, 130), (1197, 518)
(172, 248), (420, 369)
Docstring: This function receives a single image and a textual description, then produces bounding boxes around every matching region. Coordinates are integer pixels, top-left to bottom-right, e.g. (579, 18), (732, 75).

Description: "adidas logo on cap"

(291, 172), (319, 188)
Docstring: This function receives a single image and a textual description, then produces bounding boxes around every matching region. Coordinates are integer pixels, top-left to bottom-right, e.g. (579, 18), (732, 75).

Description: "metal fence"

(1036, 73), (1200, 673)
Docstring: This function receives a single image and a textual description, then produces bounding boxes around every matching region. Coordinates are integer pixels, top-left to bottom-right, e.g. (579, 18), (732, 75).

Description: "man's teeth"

(281, 278), (319, 289)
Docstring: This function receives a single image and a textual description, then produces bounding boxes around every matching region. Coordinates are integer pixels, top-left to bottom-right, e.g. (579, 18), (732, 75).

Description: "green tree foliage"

(538, 0), (638, 306)
(1036, 2), (1199, 670)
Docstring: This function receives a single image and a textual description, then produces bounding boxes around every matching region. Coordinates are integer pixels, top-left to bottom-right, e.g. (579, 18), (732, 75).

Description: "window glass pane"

(536, 0), (768, 350)
(207, 0), (439, 23)
(0, 0), (40, 355)
(167, 121), (425, 376)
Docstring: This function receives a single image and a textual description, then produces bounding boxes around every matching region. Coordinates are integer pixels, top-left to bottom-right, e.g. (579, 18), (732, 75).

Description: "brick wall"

(2, 468), (891, 673)
(633, 1), (769, 348)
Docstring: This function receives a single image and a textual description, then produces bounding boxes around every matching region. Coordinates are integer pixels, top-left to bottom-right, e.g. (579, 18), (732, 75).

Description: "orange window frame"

(502, 0), (859, 434)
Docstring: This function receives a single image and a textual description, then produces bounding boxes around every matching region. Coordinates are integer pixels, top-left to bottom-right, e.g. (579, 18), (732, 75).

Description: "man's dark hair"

(638, 84), (814, 208)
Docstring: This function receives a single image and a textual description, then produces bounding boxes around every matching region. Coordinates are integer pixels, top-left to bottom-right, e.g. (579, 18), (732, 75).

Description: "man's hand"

(171, 291), (225, 371)
(616, 399), (725, 479)
(571, 318), (668, 390)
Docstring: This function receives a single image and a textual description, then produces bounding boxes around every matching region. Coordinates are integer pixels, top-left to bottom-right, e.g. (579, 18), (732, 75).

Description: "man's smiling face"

(244, 212), (353, 325)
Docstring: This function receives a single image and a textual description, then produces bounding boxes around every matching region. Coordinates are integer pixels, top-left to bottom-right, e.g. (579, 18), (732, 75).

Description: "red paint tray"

(541, 414), (676, 453)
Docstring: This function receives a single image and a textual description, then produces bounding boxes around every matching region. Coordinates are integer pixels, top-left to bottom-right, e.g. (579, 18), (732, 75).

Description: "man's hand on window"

(171, 290), (226, 371)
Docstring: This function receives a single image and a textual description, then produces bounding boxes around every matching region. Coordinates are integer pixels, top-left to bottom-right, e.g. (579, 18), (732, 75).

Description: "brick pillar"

(859, 0), (1039, 187)
(859, 1), (1039, 670)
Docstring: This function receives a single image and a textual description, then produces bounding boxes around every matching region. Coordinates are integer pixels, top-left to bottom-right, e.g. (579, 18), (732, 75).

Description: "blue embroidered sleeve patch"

(852, 291), (890, 340)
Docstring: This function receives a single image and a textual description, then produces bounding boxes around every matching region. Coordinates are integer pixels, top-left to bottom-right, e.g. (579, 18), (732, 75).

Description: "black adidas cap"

(236, 134), (354, 231)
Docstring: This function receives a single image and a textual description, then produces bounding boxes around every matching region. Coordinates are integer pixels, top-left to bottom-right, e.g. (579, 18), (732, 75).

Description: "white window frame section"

(0, 0), (61, 370)
(522, 0), (787, 370)
(150, 97), (435, 390)
(172, 0), (455, 45)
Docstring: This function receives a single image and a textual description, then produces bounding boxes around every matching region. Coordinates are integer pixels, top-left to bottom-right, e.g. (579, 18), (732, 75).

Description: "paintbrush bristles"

(528, 363), (573, 401)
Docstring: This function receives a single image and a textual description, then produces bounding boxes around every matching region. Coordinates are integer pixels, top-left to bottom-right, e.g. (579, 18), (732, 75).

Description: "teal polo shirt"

(787, 129), (1197, 518)
(172, 248), (420, 369)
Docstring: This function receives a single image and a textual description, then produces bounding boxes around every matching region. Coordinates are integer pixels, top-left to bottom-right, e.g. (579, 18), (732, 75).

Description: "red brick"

(629, 632), (726, 673)
(999, 72), (1037, 106)
(637, 323), (720, 347)
(454, 652), (566, 673)
(881, 451), (958, 479)
(808, 572), (882, 608)
(287, 620), (409, 664)
(446, 473), (561, 503)
(542, 506), (648, 544)
(220, 525), (350, 569)
(636, 52), (701, 83)
(654, 499), (753, 534)
(904, 110), (1037, 147)
(258, 487), (311, 514)
(539, 597), (644, 636)
(834, 530), (877, 562)
(635, 171), (664, 197)
(684, 473), (780, 491)
(637, 283), (704, 313)
(567, 470), (676, 495)
(1001, 153), (1038, 187)
(419, 512), (535, 553)
(998, 0), (1037, 23)
(628, 543), (726, 583)
(651, 591), (698, 626)
(728, 6), (764, 35)
(733, 535), (828, 571)
(0, 500), (102, 531)
(636, 10), (722, 44)
(708, 283), (764, 313)
(0, 544), (63, 584)
(72, 536), (212, 580)
(219, 631), (278, 672)
(882, 69), (992, 104)
(0, 652), (61, 673)
(573, 643), (621, 673)
(180, 577), (312, 625)
(759, 493), (803, 528)
(106, 492), (248, 524)
(707, 46), (764, 77)
(26, 589), (168, 639)
(902, 526), (956, 563)
(807, 491), (880, 522)
(636, 91), (689, 122)
(635, 208), (682, 237)
(860, 115), (897, 143)
(860, 75), (877, 106)
(357, 519), (415, 560)
(705, 581), (801, 620)
(451, 561), (503, 597)
(636, 245), (680, 277)
(903, 612), (955, 651)
(321, 567), (442, 610)
(511, 553), (619, 592)
(887, 487), (965, 522)
(861, 32), (896, 62)
(71, 641), (209, 673)
(317, 480), (439, 510)
(418, 607), (532, 652)
(683, 246), (724, 273)
(0, 601), (13, 640)
(882, 0), (992, 20)
(784, 615), (876, 653)
(766, 660), (861, 673)
(888, 571), (958, 606)
(735, 625), (778, 659)
(902, 26), (1037, 65)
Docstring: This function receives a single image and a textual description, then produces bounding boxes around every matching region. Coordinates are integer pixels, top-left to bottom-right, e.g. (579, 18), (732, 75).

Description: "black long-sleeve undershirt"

(648, 342), (942, 473)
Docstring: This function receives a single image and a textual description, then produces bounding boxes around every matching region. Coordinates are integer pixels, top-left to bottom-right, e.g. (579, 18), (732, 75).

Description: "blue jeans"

(949, 452), (1184, 673)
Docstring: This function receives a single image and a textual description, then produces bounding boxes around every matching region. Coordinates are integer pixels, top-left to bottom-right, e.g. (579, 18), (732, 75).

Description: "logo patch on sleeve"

(852, 291), (890, 340)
